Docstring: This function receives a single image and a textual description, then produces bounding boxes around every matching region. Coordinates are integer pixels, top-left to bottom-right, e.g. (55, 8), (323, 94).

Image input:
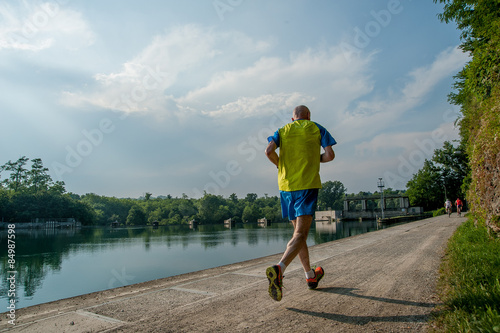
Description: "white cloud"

(402, 47), (469, 101)
(355, 122), (460, 158)
(0, 2), (94, 51)
(62, 26), (374, 124)
(201, 92), (309, 119)
(180, 46), (374, 119)
(337, 46), (469, 143)
(61, 24), (272, 114)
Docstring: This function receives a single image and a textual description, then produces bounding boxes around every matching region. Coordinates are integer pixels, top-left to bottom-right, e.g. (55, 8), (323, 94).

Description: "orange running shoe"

(266, 265), (283, 301)
(307, 266), (324, 289)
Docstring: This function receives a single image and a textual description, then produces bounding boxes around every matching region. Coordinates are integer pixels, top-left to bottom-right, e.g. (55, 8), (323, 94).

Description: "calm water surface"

(1, 220), (399, 309)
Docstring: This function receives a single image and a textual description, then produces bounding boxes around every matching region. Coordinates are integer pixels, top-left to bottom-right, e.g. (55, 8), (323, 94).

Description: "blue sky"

(0, 0), (468, 199)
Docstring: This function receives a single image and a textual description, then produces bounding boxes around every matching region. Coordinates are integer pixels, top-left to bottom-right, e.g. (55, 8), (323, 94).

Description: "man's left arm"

(315, 123), (336, 163)
(320, 145), (335, 163)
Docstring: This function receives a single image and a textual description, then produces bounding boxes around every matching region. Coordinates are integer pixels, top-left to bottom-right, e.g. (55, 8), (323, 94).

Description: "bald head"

(293, 105), (311, 120)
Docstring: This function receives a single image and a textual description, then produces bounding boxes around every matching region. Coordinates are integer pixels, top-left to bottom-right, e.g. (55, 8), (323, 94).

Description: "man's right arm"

(265, 141), (279, 168)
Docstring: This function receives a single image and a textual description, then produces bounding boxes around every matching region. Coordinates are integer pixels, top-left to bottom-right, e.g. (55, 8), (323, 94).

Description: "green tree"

(406, 141), (470, 211)
(229, 193), (238, 203)
(147, 208), (163, 225)
(435, 0), (500, 101)
(177, 198), (197, 220)
(242, 204), (260, 223)
(197, 193), (226, 224)
(317, 180), (346, 211)
(1, 156), (29, 192)
(126, 205), (146, 225)
(0, 189), (9, 220)
(406, 160), (444, 211)
(433, 140), (469, 200)
(245, 193), (258, 203)
(49, 181), (66, 195)
(27, 158), (52, 193)
(261, 205), (280, 222)
(67, 197), (94, 225)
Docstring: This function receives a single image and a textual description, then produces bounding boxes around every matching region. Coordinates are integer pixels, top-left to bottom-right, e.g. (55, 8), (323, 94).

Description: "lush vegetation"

(433, 0), (500, 233)
(78, 192), (285, 226)
(0, 157), (348, 226)
(0, 157), (94, 224)
(317, 180), (346, 211)
(406, 141), (469, 211)
(432, 220), (500, 332)
(427, 1), (500, 331)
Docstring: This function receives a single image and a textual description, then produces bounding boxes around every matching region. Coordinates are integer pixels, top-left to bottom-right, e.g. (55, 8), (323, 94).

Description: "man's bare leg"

(279, 215), (313, 272)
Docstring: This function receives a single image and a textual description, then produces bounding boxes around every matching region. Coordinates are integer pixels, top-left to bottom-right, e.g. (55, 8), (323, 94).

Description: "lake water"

(1, 220), (398, 310)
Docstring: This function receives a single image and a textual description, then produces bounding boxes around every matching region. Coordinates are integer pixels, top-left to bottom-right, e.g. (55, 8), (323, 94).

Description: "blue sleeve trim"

(267, 129), (280, 147)
(313, 122), (337, 148)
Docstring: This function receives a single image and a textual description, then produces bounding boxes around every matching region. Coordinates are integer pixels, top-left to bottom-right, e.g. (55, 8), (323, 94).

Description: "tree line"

(0, 144), (469, 226)
(0, 156), (349, 226)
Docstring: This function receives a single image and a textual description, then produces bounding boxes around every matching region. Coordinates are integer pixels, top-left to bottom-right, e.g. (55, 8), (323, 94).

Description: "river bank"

(1, 220), (393, 310)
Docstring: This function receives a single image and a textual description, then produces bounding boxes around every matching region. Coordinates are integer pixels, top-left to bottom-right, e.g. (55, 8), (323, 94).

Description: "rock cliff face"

(434, 0), (500, 236)
(468, 97), (500, 235)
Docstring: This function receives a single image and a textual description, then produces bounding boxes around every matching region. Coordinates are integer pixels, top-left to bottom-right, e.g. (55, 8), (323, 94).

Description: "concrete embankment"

(1, 214), (466, 333)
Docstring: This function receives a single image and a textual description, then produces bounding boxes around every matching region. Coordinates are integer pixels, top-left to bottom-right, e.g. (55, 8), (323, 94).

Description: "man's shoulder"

(311, 121), (328, 130)
(280, 120), (319, 131)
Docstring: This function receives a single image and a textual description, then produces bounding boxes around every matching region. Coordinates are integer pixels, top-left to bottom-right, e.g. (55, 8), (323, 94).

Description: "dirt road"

(1, 214), (465, 332)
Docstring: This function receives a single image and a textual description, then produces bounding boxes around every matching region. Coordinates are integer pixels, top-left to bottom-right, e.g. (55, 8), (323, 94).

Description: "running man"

(264, 105), (336, 301)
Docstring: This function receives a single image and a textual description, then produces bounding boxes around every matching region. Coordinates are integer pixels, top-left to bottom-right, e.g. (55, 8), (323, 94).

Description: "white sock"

(278, 262), (286, 273)
(305, 269), (315, 279)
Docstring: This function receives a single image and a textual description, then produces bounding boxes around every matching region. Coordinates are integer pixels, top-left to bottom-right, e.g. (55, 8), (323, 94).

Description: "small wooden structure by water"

(257, 218), (271, 227)
(38, 218), (81, 228)
(224, 218), (235, 228)
(189, 219), (198, 229)
(315, 210), (342, 222)
(1, 218), (82, 229)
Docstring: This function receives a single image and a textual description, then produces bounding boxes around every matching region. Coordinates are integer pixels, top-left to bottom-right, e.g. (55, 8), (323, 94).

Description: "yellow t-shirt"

(277, 120), (322, 191)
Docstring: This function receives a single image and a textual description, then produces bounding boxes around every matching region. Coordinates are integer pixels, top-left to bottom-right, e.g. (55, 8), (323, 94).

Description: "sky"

(0, 0), (469, 199)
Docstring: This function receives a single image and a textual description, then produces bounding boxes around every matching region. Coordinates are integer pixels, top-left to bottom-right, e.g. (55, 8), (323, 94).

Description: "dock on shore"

(1, 214), (466, 333)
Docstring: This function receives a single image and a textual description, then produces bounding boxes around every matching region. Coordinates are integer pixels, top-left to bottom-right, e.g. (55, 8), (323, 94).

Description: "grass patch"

(433, 207), (446, 217)
(431, 218), (500, 332)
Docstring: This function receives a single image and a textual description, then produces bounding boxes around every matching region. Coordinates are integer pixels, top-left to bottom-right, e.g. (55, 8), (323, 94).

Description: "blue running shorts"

(280, 189), (319, 220)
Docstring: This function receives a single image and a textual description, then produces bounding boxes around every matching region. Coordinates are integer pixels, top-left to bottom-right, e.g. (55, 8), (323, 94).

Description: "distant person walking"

(264, 105), (337, 301)
(455, 198), (463, 217)
(445, 199), (452, 217)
